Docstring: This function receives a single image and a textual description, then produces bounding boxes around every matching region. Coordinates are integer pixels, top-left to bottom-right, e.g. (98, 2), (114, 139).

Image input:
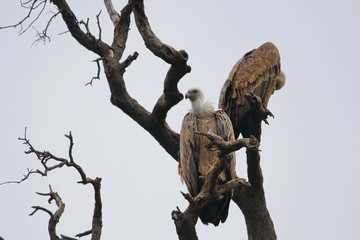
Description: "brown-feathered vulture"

(218, 42), (286, 139)
(179, 88), (236, 226)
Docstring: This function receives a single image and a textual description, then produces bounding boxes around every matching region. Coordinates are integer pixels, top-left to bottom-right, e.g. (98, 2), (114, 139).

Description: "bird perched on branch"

(179, 88), (236, 226)
(219, 42), (286, 139)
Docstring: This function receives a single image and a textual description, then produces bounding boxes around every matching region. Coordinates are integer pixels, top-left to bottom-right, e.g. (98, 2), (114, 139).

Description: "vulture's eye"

(193, 90), (198, 93)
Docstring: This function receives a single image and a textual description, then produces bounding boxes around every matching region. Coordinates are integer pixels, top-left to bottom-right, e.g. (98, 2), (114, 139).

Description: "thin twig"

(79, 18), (91, 34)
(85, 57), (105, 86)
(75, 229), (92, 238)
(30, 10), (60, 47)
(65, 132), (74, 163)
(96, 10), (102, 40)
(0, 168), (42, 186)
(0, 0), (47, 35)
(29, 205), (54, 217)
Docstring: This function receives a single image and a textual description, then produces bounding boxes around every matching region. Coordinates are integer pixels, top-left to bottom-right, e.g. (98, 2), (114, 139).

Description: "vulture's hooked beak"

(185, 92), (190, 99)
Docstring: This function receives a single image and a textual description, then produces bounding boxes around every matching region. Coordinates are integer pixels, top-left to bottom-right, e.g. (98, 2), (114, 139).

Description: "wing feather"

(179, 110), (236, 225)
(219, 42), (285, 138)
(179, 111), (236, 196)
(214, 111), (236, 180)
(179, 113), (200, 196)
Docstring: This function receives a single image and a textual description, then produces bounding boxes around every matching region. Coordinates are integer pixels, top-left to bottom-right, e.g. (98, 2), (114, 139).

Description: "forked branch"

(0, 0), (47, 35)
(51, 0), (111, 57)
(195, 131), (260, 158)
(131, 0), (191, 122)
(30, 185), (65, 240)
(101, 0), (188, 160)
(2, 130), (103, 240)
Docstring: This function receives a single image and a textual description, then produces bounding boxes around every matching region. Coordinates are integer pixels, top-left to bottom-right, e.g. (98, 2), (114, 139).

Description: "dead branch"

(131, 0), (191, 122)
(227, 94), (277, 239)
(232, 175), (277, 240)
(0, 0), (47, 35)
(30, 185), (65, 240)
(110, 2), (132, 62)
(4, 130), (103, 240)
(79, 18), (91, 35)
(151, 62), (191, 123)
(195, 131), (260, 158)
(104, 0), (120, 26)
(171, 207), (199, 240)
(131, 0), (188, 64)
(0, 1), (64, 48)
(0, 168), (42, 185)
(51, 0), (111, 57)
(65, 132), (74, 163)
(89, 177), (103, 240)
(30, 10), (60, 47)
(86, 57), (105, 86)
(60, 235), (78, 240)
(100, 0), (184, 160)
(218, 177), (250, 194)
(75, 230), (92, 238)
(96, 10), (102, 40)
(29, 205), (53, 217)
(120, 52), (139, 69)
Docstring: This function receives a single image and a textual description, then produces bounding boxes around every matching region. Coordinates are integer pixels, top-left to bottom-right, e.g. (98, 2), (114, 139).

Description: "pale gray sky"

(1, 0), (360, 239)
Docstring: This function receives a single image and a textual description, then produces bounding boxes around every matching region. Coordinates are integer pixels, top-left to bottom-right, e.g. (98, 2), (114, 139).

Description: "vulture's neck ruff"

(186, 88), (214, 120)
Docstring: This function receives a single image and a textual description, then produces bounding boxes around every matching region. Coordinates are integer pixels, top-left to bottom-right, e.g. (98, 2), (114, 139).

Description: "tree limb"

(131, 0), (189, 64)
(50, 0), (111, 57)
(218, 177), (250, 194)
(5, 130), (104, 240)
(75, 230), (92, 238)
(104, 0), (120, 26)
(102, 0), (186, 160)
(195, 131), (260, 158)
(30, 185), (65, 240)
(0, 0), (47, 35)
(151, 63), (191, 122)
(111, 2), (132, 62)
(232, 184), (277, 240)
(131, 0), (191, 123)
(0, 168), (43, 185)
(45, 0), (185, 161)
(171, 207), (199, 240)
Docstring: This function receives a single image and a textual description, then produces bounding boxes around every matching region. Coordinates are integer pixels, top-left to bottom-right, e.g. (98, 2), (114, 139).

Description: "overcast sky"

(1, 0), (360, 239)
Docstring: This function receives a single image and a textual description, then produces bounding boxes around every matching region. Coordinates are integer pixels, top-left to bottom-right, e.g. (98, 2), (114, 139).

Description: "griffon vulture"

(218, 42), (286, 139)
(179, 88), (236, 226)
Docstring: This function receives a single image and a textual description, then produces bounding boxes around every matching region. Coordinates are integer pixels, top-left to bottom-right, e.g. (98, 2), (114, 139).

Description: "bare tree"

(2, 130), (103, 240)
(1, 0), (279, 239)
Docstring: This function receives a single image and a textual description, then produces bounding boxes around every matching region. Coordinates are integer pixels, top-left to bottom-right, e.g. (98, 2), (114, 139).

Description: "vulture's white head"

(185, 88), (214, 120)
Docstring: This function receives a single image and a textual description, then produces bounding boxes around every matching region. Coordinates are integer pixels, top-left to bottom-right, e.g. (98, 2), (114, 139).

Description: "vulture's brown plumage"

(218, 42), (285, 139)
(179, 88), (236, 226)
